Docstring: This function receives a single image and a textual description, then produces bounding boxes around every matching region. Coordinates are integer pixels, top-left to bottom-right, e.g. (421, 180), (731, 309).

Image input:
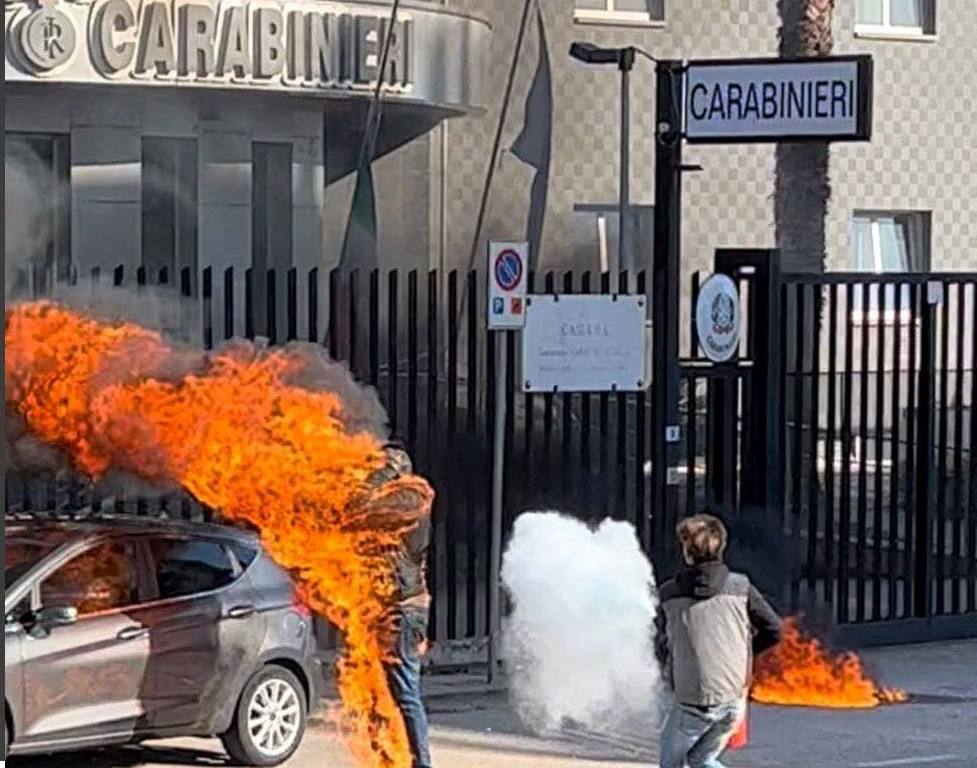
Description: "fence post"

(714, 249), (784, 515)
(913, 281), (942, 619)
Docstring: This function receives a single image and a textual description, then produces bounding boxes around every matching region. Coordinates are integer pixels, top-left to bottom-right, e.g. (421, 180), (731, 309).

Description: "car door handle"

(117, 626), (149, 642)
(227, 605), (256, 620)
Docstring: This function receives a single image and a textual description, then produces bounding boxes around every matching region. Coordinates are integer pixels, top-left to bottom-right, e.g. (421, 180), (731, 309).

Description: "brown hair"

(676, 514), (728, 564)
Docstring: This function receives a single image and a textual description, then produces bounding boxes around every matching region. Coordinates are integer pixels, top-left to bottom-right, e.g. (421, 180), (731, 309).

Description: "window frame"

(144, 535), (245, 607)
(855, 0), (935, 40)
(574, 0), (666, 27)
(849, 211), (928, 325)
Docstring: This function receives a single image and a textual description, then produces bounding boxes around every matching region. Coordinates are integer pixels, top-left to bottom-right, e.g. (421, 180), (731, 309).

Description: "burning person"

(352, 442), (435, 768)
(654, 514), (782, 768)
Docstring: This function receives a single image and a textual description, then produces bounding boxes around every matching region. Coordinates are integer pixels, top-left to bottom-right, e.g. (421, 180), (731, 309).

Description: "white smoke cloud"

(501, 511), (662, 734)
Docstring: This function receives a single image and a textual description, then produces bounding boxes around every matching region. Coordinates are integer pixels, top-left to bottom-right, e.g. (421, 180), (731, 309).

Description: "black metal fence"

(5, 265), (661, 645)
(7, 261), (977, 644)
(781, 274), (977, 640)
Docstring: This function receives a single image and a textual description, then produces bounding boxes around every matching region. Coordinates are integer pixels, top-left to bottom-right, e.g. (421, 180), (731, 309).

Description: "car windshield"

(4, 531), (71, 590)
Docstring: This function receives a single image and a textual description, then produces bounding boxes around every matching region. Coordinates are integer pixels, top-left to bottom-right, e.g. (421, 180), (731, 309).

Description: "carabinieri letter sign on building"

(684, 56), (873, 143)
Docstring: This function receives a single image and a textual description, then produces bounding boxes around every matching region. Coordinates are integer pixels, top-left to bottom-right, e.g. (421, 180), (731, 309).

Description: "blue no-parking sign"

(487, 241), (528, 330)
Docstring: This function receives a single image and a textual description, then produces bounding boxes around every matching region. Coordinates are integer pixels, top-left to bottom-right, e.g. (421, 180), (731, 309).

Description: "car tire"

(221, 665), (308, 767)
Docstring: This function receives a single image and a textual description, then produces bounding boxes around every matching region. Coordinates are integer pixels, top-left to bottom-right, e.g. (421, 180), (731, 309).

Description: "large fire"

(5, 301), (432, 768)
(752, 617), (907, 708)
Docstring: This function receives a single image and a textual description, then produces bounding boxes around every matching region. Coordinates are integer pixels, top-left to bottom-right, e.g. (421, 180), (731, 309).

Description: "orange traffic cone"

(728, 707), (748, 749)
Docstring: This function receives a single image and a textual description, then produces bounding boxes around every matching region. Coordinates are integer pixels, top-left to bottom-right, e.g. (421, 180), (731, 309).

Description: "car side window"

(40, 541), (140, 617)
(150, 538), (237, 600)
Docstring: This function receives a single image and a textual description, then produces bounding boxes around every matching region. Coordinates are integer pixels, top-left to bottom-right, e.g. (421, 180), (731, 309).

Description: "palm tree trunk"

(775, 0), (835, 275)
(775, 1), (836, 572)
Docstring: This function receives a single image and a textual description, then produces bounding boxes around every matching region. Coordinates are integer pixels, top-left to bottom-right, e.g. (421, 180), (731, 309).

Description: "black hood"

(676, 562), (729, 599)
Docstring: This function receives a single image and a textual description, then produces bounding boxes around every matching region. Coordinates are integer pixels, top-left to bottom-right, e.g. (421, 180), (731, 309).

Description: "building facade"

(441, 0), (976, 285)
(6, 0), (976, 324)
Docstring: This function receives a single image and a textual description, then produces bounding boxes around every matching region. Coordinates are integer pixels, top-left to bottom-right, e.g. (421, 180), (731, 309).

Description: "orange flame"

(751, 617), (907, 708)
(5, 301), (433, 768)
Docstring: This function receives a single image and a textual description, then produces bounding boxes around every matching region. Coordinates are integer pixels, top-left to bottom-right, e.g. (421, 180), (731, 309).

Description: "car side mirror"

(36, 606), (79, 629)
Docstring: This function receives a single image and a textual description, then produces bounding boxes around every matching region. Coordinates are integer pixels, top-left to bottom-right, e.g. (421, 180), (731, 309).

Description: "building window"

(574, 0), (665, 25)
(573, 204), (653, 275)
(850, 210), (930, 318)
(142, 137), (198, 293)
(252, 142), (293, 339)
(5, 133), (71, 295)
(855, 0), (935, 37)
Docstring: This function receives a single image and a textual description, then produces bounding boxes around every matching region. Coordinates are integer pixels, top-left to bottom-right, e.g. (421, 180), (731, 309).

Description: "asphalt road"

(8, 640), (977, 768)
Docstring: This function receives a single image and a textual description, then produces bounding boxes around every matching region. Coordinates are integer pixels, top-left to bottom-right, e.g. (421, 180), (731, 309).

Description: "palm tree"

(775, 0), (836, 274)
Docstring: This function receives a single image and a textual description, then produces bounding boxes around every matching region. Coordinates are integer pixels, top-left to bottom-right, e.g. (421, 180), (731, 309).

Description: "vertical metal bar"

(789, 283), (805, 610)
(446, 271), (459, 638)
(914, 282), (939, 620)
(245, 268), (255, 340)
(308, 267), (319, 343)
(427, 270), (445, 641)
(951, 282), (966, 614)
(824, 284), (839, 609)
(580, 272), (593, 514)
(523, 273), (537, 509)
(465, 270), (480, 639)
(542, 273), (556, 495)
(904, 284), (920, 616)
(369, 270), (380, 387)
(488, 325), (508, 684)
(618, 270), (631, 520)
(935, 281), (950, 615)
(690, 271), (702, 359)
(873, 281), (887, 620)
(839, 283), (855, 625)
(287, 267), (298, 342)
(562, 272), (575, 506)
(408, 271), (419, 456)
(599, 272), (611, 516)
(348, 270), (360, 376)
(202, 266), (213, 350)
(968, 281), (977, 614)
(808, 284), (823, 599)
(686, 373), (697, 519)
(651, 61), (684, 561)
(224, 267), (234, 340)
(388, 270), (400, 436)
(327, 270), (339, 359)
(856, 282), (870, 623)
(266, 269), (277, 346)
(889, 281), (904, 618)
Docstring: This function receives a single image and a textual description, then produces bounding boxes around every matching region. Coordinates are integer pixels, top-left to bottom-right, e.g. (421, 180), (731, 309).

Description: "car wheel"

(221, 665), (307, 767)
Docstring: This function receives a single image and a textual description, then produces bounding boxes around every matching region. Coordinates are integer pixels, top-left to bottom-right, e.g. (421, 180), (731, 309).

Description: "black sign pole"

(651, 60), (684, 557)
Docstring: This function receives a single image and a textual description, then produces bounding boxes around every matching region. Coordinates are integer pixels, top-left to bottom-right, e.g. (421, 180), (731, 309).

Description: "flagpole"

(459, 0), (535, 303)
(338, 0), (402, 270)
(359, 0), (402, 171)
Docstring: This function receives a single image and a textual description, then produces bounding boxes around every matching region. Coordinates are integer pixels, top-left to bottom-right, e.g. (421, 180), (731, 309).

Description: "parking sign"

(487, 241), (528, 330)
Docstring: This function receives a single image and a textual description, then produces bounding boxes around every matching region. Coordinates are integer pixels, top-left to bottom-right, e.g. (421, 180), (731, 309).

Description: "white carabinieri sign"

(685, 57), (872, 142)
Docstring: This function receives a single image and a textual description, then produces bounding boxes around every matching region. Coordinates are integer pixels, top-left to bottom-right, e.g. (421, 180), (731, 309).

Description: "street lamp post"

(569, 42), (643, 283)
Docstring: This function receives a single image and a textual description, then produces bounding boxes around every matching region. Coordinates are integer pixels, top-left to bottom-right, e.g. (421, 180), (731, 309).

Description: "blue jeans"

(659, 698), (745, 768)
(385, 618), (433, 768)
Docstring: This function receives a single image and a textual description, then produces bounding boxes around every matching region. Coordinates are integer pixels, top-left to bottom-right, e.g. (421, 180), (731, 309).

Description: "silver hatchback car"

(4, 514), (324, 766)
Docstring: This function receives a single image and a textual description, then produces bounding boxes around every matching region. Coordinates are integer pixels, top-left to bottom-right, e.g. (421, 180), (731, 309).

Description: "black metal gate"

(660, 250), (977, 643)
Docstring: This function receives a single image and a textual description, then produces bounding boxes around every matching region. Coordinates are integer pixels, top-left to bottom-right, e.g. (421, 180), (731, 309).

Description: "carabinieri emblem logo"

(20, 0), (76, 71)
